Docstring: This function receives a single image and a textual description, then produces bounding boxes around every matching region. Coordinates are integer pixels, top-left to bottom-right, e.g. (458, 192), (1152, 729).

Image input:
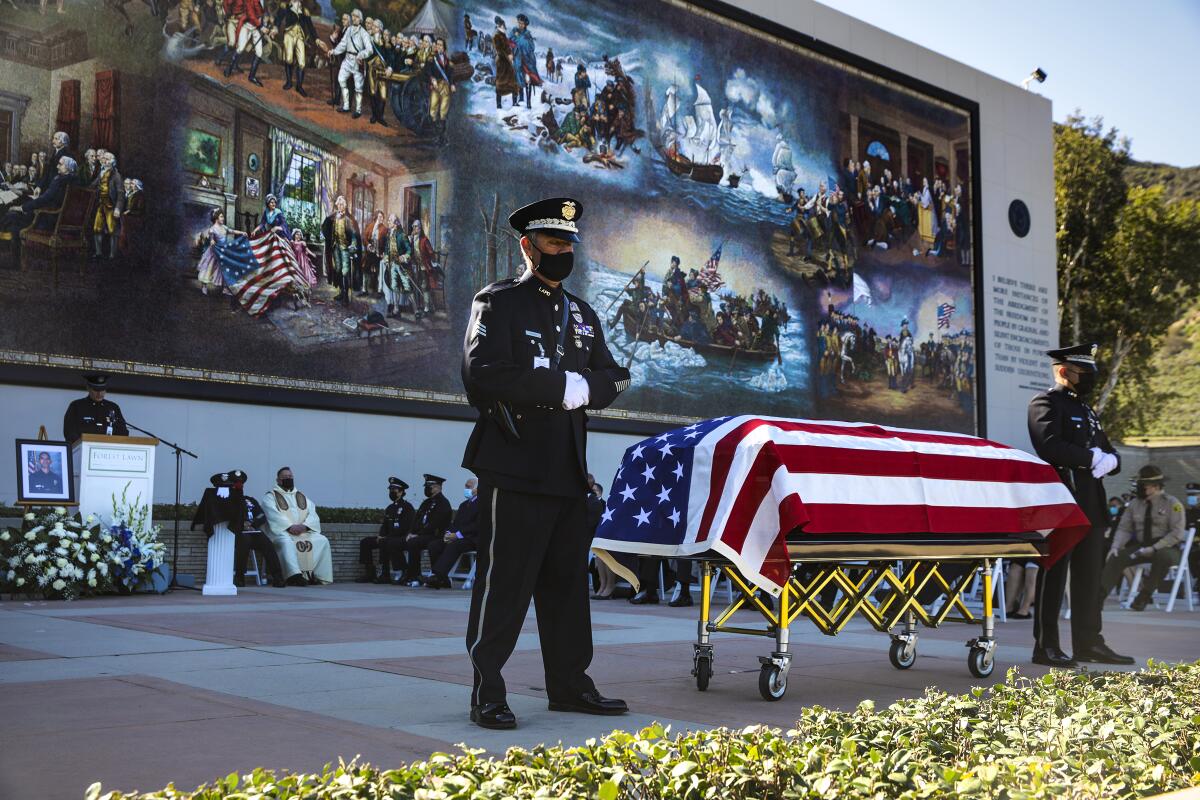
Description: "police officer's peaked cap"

(210, 470), (248, 487)
(508, 197), (582, 242)
(1047, 343), (1098, 372)
(388, 477), (409, 491)
(84, 373), (110, 388)
(1135, 465), (1166, 484)
(423, 474), (446, 485)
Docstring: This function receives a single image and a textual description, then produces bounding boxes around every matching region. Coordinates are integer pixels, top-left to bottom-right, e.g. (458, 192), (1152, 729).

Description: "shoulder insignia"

(1174, 502), (1184, 513)
(475, 278), (520, 299)
(614, 378), (630, 393)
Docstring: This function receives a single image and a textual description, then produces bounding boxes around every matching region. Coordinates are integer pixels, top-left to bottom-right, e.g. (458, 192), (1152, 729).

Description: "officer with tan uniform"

(1101, 465), (1186, 611)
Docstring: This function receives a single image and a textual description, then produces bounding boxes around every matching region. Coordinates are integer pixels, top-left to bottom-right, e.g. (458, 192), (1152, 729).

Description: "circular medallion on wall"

(247, 153), (261, 173)
(1008, 199), (1030, 238)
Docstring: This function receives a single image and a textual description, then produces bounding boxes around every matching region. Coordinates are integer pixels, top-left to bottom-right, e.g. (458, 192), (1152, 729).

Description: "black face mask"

(279, 478), (295, 491)
(1072, 372), (1096, 398)
(389, 490), (400, 502)
(424, 485), (434, 498)
(530, 239), (574, 282)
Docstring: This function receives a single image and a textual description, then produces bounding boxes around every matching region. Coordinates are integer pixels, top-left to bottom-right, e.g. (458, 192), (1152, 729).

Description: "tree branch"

(1094, 331), (1134, 415)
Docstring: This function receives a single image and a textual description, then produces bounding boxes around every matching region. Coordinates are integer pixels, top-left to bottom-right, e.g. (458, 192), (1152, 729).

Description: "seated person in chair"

(236, 492), (286, 587)
(261, 466), (334, 585)
(1, 156), (76, 250)
(400, 473), (452, 586)
(424, 478), (479, 588)
(1101, 464), (1186, 611)
(357, 477), (415, 583)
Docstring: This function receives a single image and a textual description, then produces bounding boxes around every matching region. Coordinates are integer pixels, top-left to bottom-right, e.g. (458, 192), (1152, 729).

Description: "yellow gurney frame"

(689, 536), (1046, 700)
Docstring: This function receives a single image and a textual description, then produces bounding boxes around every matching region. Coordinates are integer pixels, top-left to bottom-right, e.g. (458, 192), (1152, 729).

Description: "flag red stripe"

(699, 418), (1019, 543)
(773, 445), (1060, 483)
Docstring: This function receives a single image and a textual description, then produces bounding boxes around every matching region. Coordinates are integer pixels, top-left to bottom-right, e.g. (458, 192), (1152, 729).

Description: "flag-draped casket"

(593, 416), (1091, 594)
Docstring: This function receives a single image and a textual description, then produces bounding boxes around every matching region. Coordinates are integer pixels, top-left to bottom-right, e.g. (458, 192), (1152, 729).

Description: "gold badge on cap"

(1090, 344), (1098, 357)
(561, 201), (577, 221)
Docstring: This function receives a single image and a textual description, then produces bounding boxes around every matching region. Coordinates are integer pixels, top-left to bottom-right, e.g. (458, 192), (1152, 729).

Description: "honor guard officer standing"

(1101, 465), (1187, 611)
(400, 474), (453, 586)
(63, 374), (129, 443)
(1028, 344), (1134, 668)
(357, 478), (415, 583)
(461, 196), (632, 730)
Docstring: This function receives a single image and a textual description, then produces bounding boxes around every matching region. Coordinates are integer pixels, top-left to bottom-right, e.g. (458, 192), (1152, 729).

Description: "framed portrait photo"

(15, 439), (75, 506)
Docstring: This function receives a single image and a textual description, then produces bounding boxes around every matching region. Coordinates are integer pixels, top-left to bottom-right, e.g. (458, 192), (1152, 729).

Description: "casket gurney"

(592, 416), (1091, 701)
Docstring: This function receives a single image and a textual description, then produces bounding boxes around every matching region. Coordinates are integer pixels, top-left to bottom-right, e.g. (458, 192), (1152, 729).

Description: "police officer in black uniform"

(1028, 343), (1134, 667)
(63, 374), (129, 443)
(357, 478), (415, 583)
(461, 196), (631, 729)
(192, 470), (285, 588)
(400, 474), (453, 585)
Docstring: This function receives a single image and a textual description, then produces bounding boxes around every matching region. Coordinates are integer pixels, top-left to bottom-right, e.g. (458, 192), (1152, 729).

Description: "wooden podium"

(72, 434), (159, 525)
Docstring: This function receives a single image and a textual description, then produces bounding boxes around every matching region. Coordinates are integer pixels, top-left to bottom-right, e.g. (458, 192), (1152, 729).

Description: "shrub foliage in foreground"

(94, 661), (1200, 800)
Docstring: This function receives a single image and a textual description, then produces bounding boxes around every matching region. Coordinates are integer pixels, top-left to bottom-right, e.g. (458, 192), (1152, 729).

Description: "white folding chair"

(245, 550), (266, 586)
(448, 551), (477, 590)
(1127, 527), (1196, 612)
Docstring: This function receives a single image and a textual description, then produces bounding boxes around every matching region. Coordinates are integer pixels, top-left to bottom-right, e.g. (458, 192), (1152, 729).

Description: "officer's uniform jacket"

(412, 493), (452, 538)
(1027, 384), (1119, 524)
(378, 499), (415, 538)
(63, 397), (129, 442)
(461, 271), (630, 495)
(1112, 493), (1187, 553)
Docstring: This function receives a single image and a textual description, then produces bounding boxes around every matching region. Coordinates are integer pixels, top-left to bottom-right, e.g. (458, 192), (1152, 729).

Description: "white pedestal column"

(202, 522), (238, 596)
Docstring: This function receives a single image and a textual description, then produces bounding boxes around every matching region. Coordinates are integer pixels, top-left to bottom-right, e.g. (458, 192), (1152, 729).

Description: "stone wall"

(1, 517), (385, 585)
(159, 521), (380, 584)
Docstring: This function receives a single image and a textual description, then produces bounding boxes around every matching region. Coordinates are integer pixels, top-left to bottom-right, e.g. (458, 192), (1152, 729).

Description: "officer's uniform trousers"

(465, 481), (595, 706)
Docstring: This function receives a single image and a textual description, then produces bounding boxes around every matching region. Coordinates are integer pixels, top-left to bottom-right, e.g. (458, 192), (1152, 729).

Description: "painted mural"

(0, 0), (978, 431)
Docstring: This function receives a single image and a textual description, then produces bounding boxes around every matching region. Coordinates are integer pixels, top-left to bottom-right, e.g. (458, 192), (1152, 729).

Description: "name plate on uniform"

(88, 447), (150, 473)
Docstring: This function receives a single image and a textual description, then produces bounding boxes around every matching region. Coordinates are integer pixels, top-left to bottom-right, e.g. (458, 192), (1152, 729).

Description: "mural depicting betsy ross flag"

(217, 231), (304, 316)
(593, 416), (1092, 593)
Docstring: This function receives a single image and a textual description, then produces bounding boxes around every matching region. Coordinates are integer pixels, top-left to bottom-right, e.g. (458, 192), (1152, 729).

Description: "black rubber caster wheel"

(694, 655), (712, 691)
(758, 664), (786, 701)
(889, 639), (916, 670)
(968, 646), (994, 678)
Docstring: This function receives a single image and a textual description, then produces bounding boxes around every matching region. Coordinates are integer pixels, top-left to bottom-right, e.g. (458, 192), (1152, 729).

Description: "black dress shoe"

(286, 574), (308, 587)
(306, 573), (320, 585)
(1074, 643), (1136, 665)
(1031, 647), (1076, 668)
(233, 575), (245, 588)
(271, 578), (286, 588)
(1130, 596), (1150, 612)
(424, 575), (451, 589)
(548, 690), (628, 716)
(470, 702), (517, 729)
(630, 591), (658, 605)
(668, 593), (693, 607)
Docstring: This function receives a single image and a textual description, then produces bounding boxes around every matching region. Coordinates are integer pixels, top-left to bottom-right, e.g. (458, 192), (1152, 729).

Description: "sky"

(814, 0), (1200, 167)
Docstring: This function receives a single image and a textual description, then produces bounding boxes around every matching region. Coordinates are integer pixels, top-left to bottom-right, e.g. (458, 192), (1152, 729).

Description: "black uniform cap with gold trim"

(423, 474), (446, 485)
(1047, 343), (1098, 372)
(388, 477), (409, 491)
(508, 197), (582, 242)
(84, 373), (111, 389)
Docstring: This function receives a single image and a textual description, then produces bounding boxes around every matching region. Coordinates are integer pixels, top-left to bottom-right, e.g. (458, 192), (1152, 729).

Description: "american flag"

(697, 243), (725, 291)
(218, 230), (304, 316)
(593, 416), (1091, 594)
(937, 302), (956, 329)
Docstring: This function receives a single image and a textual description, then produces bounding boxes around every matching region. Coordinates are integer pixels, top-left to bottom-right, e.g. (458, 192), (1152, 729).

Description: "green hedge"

(1, 505), (386, 525)
(92, 661), (1200, 799)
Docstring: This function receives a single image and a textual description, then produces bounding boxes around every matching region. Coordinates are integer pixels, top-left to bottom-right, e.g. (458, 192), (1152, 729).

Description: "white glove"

(216, 487), (230, 499)
(1089, 447), (1105, 468)
(1091, 451), (1117, 479)
(562, 371), (590, 411)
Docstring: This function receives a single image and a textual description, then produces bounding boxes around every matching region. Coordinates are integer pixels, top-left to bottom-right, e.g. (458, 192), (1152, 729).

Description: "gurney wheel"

(968, 646), (994, 678)
(889, 639), (916, 670)
(694, 655), (712, 691)
(758, 664), (787, 701)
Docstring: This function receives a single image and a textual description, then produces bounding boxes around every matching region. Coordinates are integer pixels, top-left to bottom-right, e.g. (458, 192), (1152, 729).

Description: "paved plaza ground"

(2, 583), (1198, 799)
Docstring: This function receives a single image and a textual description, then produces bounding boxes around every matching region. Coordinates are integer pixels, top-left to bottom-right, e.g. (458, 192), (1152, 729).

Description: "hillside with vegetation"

(1123, 160), (1200, 437)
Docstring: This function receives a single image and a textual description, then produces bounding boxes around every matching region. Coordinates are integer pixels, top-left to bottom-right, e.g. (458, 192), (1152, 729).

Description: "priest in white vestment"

(261, 466), (334, 585)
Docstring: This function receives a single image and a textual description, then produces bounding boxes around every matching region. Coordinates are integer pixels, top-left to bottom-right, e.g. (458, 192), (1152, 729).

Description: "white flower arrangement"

(1, 491), (163, 600)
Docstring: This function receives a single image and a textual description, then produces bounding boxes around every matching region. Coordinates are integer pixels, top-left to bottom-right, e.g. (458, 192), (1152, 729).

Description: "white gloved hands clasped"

(1090, 447), (1117, 479)
(562, 371), (590, 411)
